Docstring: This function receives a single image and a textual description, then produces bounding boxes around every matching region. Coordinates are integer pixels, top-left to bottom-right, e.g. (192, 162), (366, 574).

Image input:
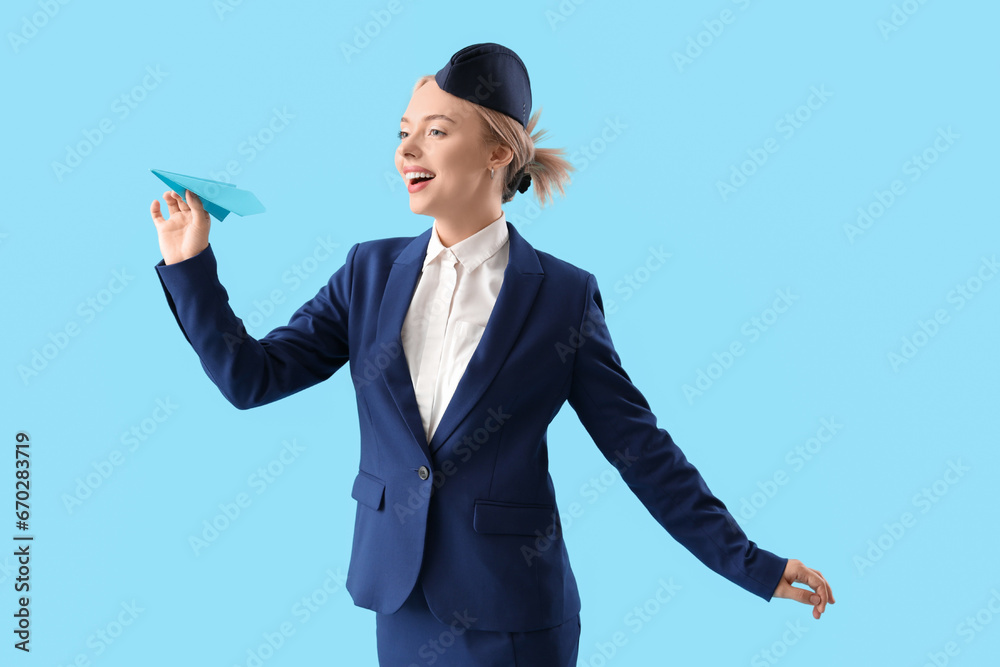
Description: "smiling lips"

(404, 167), (436, 193)
(407, 178), (433, 193)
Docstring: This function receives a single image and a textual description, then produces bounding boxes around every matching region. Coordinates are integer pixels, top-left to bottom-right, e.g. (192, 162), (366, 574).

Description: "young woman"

(150, 42), (834, 667)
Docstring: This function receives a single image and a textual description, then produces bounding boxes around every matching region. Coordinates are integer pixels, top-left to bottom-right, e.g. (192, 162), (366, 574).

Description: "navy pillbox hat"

(434, 42), (532, 129)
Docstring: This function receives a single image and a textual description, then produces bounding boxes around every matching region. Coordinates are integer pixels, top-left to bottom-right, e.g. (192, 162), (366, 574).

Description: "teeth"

(406, 172), (436, 182)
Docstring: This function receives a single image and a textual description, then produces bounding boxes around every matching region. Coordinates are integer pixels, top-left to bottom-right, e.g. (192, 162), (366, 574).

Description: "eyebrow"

(400, 114), (457, 124)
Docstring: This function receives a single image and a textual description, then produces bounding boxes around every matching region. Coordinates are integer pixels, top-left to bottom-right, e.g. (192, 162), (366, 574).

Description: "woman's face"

(396, 79), (503, 220)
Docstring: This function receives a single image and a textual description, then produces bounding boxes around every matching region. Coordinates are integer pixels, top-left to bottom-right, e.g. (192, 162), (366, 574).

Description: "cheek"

(441, 150), (479, 180)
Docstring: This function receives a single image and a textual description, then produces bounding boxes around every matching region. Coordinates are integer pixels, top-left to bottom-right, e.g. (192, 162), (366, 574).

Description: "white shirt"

(401, 211), (510, 444)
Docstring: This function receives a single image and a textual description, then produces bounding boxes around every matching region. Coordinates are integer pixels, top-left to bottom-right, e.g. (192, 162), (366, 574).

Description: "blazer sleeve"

(567, 272), (787, 601)
(154, 242), (359, 410)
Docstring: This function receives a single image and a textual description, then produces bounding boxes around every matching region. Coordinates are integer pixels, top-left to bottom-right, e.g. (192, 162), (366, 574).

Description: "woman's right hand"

(150, 189), (211, 265)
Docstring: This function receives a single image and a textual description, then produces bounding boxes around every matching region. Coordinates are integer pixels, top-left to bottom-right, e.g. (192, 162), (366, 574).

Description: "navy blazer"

(154, 220), (787, 632)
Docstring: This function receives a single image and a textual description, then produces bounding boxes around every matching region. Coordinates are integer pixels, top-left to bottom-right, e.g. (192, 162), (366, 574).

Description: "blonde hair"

(411, 75), (574, 207)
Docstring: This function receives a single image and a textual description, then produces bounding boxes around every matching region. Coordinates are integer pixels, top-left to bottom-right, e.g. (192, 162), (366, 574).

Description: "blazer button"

(417, 465), (430, 480)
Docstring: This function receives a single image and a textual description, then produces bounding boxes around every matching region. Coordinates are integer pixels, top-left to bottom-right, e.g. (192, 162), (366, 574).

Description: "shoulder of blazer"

(353, 235), (415, 263)
(532, 246), (594, 292)
(342, 234), (424, 279)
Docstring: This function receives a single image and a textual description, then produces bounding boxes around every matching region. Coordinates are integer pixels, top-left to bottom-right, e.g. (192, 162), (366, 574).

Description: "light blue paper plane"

(151, 169), (265, 222)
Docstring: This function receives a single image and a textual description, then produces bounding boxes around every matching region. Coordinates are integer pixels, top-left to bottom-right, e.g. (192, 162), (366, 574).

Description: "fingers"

(164, 190), (181, 217)
(186, 189), (204, 211)
(775, 580), (821, 620)
(185, 190), (209, 226)
(779, 560), (834, 619)
(174, 190), (191, 212)
(806, 569), (834, 617)
(813, 569), (835, 603)
(797, 568), (829, 616)
(781, 580), (819, 607)
(150, 200), (165, 225)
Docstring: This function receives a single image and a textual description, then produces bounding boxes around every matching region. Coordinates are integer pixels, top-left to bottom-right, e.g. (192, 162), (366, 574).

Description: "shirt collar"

(424, 210), (509, 273)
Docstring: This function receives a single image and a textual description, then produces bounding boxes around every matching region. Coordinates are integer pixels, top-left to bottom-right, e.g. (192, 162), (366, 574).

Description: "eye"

(397, 129), (445, 139)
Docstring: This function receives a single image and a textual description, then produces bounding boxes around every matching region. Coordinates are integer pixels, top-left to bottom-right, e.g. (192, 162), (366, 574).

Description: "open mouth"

(406, 172), (436, 193)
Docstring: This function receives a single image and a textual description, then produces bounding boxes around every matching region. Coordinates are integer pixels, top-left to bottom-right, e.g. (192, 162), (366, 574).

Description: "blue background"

(3, 0), (998, 665)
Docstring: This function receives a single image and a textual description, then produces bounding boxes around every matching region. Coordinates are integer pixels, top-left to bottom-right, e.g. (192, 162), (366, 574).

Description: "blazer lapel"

(375, 221), (544, 460)
(377, 226), (433, 461)
(429, 222), (543, 452)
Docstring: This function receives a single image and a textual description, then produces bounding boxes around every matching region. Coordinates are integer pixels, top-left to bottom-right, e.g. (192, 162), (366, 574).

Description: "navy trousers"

(375, 573), (581, 666)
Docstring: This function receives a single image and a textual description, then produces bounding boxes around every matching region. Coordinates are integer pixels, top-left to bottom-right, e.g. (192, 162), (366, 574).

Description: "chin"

(409, 196), (436, 212)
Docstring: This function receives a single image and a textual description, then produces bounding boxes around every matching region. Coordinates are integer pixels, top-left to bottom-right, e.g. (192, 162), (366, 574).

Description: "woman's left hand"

(771, 558), (836, 619)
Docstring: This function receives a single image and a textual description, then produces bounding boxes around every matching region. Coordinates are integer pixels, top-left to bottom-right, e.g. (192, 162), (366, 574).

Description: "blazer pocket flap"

(473, 500), (555, 536)
(351, 471), (385, 511)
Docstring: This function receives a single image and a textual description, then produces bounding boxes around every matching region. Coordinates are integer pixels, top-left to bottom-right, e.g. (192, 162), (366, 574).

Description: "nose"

(398, 136), (420, 159)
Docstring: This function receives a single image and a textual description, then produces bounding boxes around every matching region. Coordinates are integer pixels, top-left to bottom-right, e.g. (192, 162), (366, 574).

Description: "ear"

(489, 142), (515, 172)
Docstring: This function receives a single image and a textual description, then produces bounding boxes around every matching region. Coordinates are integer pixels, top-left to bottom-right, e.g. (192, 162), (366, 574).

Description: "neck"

(433, 206), (502, 247)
